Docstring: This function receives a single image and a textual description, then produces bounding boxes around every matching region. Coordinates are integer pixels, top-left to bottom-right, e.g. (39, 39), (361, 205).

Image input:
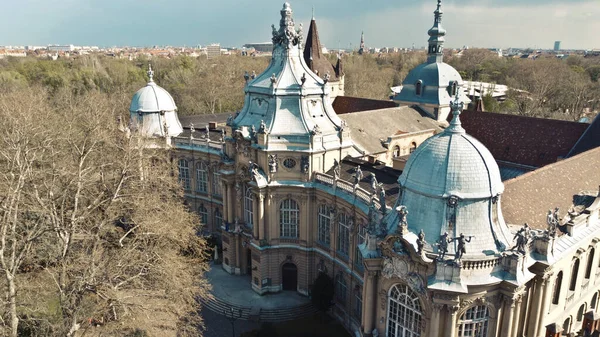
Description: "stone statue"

(244, 71), (250, 83)
(450, 233), (473, 262)
(251, 71), (256, 79)
(353, 165), (363, 185)
(250, 125), (257, 141)
(270, 73), (277, 85)
(301, 72), (306, 86)
(220, 129), (225, 142)
(378, 185), (386, 214)
(512, 223), (530, 254)
(268, 154), (278, 173)
(367, 199), (377, 234)
(205, 124), (210, 137)
(259, 120), (267, 134)
(437, 232), (449, 259)
(323, 72), (331, 83)
(300, 155), (309, 174)
(396, 205), (408, 234)
(370, 174), (379, 194)
(248, 161), (260, 180)
(546, 208), (559, 237)
(417, 229), (426, 254)
(333, 159), (341, 180)
(226, 114), (234, 126)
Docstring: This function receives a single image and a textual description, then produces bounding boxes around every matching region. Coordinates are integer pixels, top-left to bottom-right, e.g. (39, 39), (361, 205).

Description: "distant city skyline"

(1, 0), (598, 50)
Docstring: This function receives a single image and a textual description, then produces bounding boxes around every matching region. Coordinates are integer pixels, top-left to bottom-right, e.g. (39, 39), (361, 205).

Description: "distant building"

(554, 41), (561, 51)
(206, 44), (221, 59)
(243, 42), (273, 53)
(47, 44), (75, 52)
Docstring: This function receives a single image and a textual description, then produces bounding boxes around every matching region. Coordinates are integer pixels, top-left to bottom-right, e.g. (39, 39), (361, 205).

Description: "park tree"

(0, 87), (210, 336)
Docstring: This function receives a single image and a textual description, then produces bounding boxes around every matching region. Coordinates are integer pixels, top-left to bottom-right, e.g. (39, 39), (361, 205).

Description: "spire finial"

(427, 0), (446, 63)
(447, 89), (465, 133)
(147, 64), (154, 82)
(312, 6), (315, 20)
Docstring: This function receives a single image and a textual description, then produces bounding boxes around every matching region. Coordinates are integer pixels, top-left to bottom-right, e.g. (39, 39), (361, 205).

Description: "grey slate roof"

(342, 106), (442, 155)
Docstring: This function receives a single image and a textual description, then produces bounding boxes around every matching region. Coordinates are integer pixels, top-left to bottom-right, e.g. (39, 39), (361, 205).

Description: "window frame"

(386, 284), (422, 337)
(337, 213), (350, 257)
(317, 205), (331, 246)
(195, 161), (208, 193)
(178, 159), (191, 191)
(244, 186), (254, 228)
(280, 199), (299, 238)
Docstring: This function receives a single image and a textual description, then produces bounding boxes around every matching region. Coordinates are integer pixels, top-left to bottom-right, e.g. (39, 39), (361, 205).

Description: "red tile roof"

(332, 96), (398, 115)
(451, 110), (589, 167)
(502, 147), (600, 230)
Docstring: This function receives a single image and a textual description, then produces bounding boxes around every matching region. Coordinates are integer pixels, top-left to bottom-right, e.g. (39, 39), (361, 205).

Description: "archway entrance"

(282, 263), (297, 291)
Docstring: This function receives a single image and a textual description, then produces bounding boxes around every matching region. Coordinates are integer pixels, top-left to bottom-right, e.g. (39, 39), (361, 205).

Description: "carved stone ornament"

(268, 154), (278, 173)
(271, 3), (303, 49)
(459, 296), (487, 310)
(381, 256), (409, 280)
(300, 155), (309, 174)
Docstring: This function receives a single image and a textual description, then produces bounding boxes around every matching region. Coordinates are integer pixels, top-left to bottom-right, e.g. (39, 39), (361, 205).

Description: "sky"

(1, 0), (598, 50)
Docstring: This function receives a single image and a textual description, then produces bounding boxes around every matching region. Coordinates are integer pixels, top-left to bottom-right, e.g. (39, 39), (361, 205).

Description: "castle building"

(129, 2), (600, 337)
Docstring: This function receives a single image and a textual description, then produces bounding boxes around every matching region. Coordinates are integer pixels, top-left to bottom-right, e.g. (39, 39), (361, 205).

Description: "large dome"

(391, 101), (512, 258)
(399, 118), (503, 199)
(129, 81), (177, 113)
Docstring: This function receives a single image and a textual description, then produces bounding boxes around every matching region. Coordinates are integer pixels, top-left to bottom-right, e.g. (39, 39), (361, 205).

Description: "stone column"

(511, 296), (523, 337)
(502, 297), (516, 337)
(252, 193), (259, 239)
(258, 193), (265, 241)
(226, 183), (234, 223)
(536, 271), (554, 337)
(363, 271), (378, 334)
(429, 303), (443, 337)
(234, 234), (241, 274)
(447, 305), (459, 337)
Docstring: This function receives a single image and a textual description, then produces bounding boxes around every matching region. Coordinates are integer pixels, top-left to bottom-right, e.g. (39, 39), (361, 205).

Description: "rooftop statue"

(353, 165), (363, 186)
(436, 232), (449, 259)
(511, 223), (530, 254)
(450, 233), (473, 263)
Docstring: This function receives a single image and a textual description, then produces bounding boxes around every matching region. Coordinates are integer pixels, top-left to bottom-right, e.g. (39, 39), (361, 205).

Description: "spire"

(427, 0), (446, 64)
(312, 5), (315, 20)
(358, 31), (365, 55)
(303, 13), (338, 80)
(447, 90), (465, 134)
(147, 64), (154, 83)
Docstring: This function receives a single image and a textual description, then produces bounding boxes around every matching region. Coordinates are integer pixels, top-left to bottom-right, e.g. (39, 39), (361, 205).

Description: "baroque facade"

(128, 2), (600, 337)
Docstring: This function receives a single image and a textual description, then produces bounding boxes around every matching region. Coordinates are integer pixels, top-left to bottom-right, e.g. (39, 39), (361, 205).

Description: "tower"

(358, 31), (365, 55)
(392, 0), (470, 122)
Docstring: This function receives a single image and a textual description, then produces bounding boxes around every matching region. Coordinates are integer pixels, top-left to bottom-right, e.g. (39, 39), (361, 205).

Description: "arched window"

(280, 199), (299, 238)
(198, 204), (208, 225)
(335, 272), (347, 303)
(337, 213), (350, 257)
(212, 172), (222, 196)
(415, 80), (423, 96)
(458, 305), (490, 337)
(393, 146), (400, 158)
(355, 224), (367, 270)
(409, 142), (417, 154)
(214, 208), (222, 229)
(577, 304), (586, 322)
(317, 205), (331, 246)
(552, 271), (563, 305)
(387, 284), (422, 337)
(196, 162), (208, 193)
(570, 259), (580, 291)
(244, 187), (254, 228)
(585, 248), (595, 279)
(562, 317), (571, 334)
(592, 293), (598, 309)
(178, 159), (190, 190)
(449, 81), (458, 97)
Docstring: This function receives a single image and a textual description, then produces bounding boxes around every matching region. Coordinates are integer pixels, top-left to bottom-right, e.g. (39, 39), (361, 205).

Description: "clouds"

(0, 0), (597, 50)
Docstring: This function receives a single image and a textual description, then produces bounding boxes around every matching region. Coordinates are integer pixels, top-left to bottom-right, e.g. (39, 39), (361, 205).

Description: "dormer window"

(415, 80), (423, 96)
(448, 81), (458, 96)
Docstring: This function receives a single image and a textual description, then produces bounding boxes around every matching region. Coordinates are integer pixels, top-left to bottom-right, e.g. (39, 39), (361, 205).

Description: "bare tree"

(0, 87), (210, 336)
